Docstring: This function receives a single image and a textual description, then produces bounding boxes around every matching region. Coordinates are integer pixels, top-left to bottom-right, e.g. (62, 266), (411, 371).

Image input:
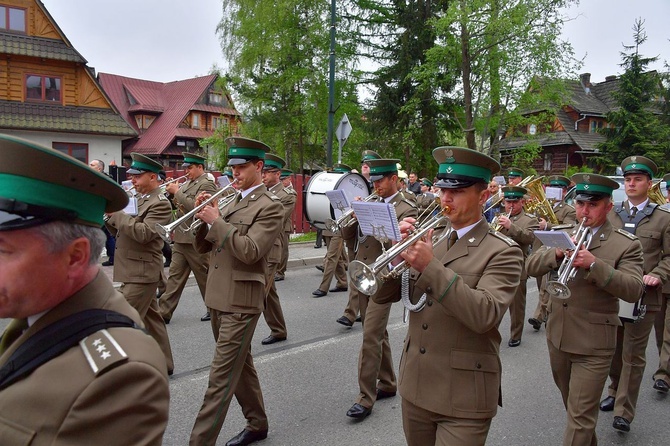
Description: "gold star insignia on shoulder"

(468, 237), (475, 243)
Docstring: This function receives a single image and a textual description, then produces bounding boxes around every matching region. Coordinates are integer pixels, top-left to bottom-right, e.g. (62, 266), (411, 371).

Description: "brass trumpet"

(490, 211), (511, 232)
(349, 206), (451, 296)
(155, 180), (238, 242)
(324, 192), (379, 232)
(545, 217), (593, 299)
(185, 189), (240, 233)
(159, 174), (189, 193)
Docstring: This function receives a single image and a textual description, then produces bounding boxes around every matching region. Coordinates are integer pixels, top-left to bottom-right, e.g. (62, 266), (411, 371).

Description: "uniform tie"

(629, 206), (638, 220)
(447, 231), (459, 249)
(0, 319), (28, 356)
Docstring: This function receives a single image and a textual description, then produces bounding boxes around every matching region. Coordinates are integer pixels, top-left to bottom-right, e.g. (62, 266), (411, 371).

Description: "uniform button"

(419, 347), (426, 354)
(426, 287), (432, 293)
(427, 300), (433, 306)
(606, 319), (610, 323)
(214, 265), (218, 269)
(476, 363), (482, 369)
(563, 302), (567, 307)
(422, 323), (428, 330)
(363, 256), (368, 261)
(217, 248), (221, 252)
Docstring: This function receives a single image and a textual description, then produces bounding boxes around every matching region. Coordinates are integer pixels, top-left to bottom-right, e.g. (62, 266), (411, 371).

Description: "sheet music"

(533, 230), (575, 250)
(351, 201), (401, 241)
(123, 196), (138, 216)
(493, 175), (506, 186)
(217, 175), (231, 188)
(545, 186), (563, 201)
(325, 189), (350, 216)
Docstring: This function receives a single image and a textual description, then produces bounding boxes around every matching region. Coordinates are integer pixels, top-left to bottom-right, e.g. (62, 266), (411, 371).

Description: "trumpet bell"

(349, 260), (379, 295)
(546, 280), (571, 299)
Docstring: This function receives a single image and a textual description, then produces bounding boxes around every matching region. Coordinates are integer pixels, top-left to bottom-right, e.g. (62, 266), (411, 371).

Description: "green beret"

(366, 159), (399, 182)
(621, 155), (657, 177)
(0, 134), (128, 229)
(181, 152), (207, 167)
(571, 173), (619, 201)
(225, 137), (270, 166)
(127, 153), (162, 174)
(263, 153), (286, 171)
(433, 147), (500, 189)
(502, 186), (527, 200)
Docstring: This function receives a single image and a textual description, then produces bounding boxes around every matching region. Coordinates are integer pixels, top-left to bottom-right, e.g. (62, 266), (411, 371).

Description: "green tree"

(595, 19), (669, 173)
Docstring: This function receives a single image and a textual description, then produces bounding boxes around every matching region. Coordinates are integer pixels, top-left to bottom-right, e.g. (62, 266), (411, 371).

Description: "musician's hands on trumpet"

(398, 217), (435, 273)
(194, 191), (220, 225)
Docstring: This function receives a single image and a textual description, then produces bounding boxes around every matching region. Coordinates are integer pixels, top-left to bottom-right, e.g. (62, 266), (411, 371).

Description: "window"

(53, 142), (88, 164)
(528, 124), (537, 135)
(0, 5), (26, 32)
(212, 116), (223, 129)
(590, 120), (603, 133)
(25, 75), (62, 102)
(192, 114), (200, 129)
(135, 115), (155, 129)
(543, 153), (552, 171)
(209, 92), (223, 104)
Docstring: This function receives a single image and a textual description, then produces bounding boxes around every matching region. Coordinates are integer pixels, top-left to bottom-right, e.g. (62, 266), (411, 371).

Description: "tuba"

(648, 180), (666, 206)
(523, 177), (559, 225)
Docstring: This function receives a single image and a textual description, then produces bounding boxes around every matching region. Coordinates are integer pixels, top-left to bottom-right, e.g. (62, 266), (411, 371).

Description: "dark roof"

(564, 80), (610, 116)
(0, 32), (86, 63)
(555, 108), (605, 152)
(0, 100), (137, 136)
(98, 73), (240, 155)
(497, 131), (574, 150)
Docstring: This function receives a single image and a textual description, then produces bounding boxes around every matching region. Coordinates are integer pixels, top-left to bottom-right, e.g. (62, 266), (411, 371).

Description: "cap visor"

(575, 193), (608, 202)
(435, 179), (476, 189)
(126, 168), (144, 174)
(181, 162), (192, 168)
(369, 174), (384, 182)
(0, 210), (50, 231)
(228, 158), (251, 166)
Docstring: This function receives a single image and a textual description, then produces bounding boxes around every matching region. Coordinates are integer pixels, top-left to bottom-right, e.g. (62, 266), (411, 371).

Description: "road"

(160, 266), (668, 446)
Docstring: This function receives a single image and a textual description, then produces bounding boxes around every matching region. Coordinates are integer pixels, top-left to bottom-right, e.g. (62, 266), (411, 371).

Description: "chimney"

(605, 75), (617, 82)
(580, 73), (592, 94)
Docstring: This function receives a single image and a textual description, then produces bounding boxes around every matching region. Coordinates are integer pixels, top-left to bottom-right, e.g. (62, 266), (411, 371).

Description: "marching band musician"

(342, 158), (418, 420)
(0, 135), (169, 445)
(105, 152), (174, 375)
(600, 156), (670, 433)
(275, 168), (297, 281)
(529, 175), (577, 331)
(652, 173), (670, 394)
(507, 166), (524, 186)
(496, 185), (539, 347)
(259, 153), (293, 345)
(189, 137), (283, 446)
(159, 152), (218, 324)
(526, 173), (644, 446)
(397, 147), (523, 445)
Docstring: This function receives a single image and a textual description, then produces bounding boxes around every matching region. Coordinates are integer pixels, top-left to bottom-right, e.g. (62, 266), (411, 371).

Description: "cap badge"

(583, 174), (591, 184)
(631, 163), (637, 169)
(631, 156), (637, 163)
(444, 149), (455, 164)
(446, 166), (453, 173)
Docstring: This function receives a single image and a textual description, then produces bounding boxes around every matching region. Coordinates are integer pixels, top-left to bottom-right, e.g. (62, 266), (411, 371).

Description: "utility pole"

(326, 0), (336, 169)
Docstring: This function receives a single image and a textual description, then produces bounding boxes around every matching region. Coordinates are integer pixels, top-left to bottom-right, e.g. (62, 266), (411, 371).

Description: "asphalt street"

(2, 243), (668, 445)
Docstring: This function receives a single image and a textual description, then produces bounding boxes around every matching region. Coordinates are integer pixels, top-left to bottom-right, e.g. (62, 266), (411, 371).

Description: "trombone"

(155, 180), (238, 242)
(349, 205), (451, 296)
(545, 217), (593, 299)
(324, 192), (378, 232)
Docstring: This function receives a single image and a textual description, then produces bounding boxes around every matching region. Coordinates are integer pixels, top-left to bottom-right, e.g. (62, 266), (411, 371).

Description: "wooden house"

(0, 0), (135, 169)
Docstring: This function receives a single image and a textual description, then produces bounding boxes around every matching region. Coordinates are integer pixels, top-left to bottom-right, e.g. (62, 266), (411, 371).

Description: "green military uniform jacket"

(498, 210), (539, 280)
(551, 202), (577, 226)
(0, 272), (169, 446)
(527, 220), (644, 356)
(266, 182), (295, 264)
(608, 202), (670, 310)
(194, 184), (283, 314)
(106, 187), (173, 284)
(172, 173), (218, 244)
(399, 218), (523, 418)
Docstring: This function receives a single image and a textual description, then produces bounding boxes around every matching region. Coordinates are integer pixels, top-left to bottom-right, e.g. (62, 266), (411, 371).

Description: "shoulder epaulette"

(158, 194), (168, 201)
(79, 329), (129, 376)
(614, 228), (638, 240)
(489, 230), (518, 247)
(655, 205), (670, 214)
(265, 191), (280, 201)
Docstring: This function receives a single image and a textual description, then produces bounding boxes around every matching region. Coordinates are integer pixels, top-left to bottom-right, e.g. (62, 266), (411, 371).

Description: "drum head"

(304, 171), (370, 230)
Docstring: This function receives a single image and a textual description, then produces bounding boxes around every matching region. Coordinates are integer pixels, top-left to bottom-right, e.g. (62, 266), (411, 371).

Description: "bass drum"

(618, 298), (646, 323)
(304, 171), (371, 230)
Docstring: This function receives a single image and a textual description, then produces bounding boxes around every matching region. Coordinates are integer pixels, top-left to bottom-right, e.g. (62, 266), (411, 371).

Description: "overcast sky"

(43, 0), (669, 85)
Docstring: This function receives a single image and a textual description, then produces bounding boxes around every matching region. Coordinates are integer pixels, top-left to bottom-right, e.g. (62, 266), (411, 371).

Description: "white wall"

(0, 130), (126, 174)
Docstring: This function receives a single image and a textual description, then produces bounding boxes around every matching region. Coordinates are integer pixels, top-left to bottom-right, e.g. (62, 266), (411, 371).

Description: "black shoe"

(225, 428), (268, 446)
(329, 286), (348, 292)
(355, 316), (361, 322)
(102, 260), (114, 266)
(312, 289), (327, 297)
(200, 312), (211, 322)
(162, 317), (170, 325)
(508, 339), (521, 347)
(528, 318), (542, 331)
(156, 290), (164, 299)
(163, 261), (171, 268)
(315, 265), (324, 272)
(612, 416), (630, 432)
(274, 275), (284, 282)
(314, 244), (322, 248)
(600, 396), (615, 411)
(336, 316), (353, 327)
(346, 403), (371, 419)
(653, 379), (670, 393)
(261, 335), (286, 345)
(376, 389), (396, 400)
